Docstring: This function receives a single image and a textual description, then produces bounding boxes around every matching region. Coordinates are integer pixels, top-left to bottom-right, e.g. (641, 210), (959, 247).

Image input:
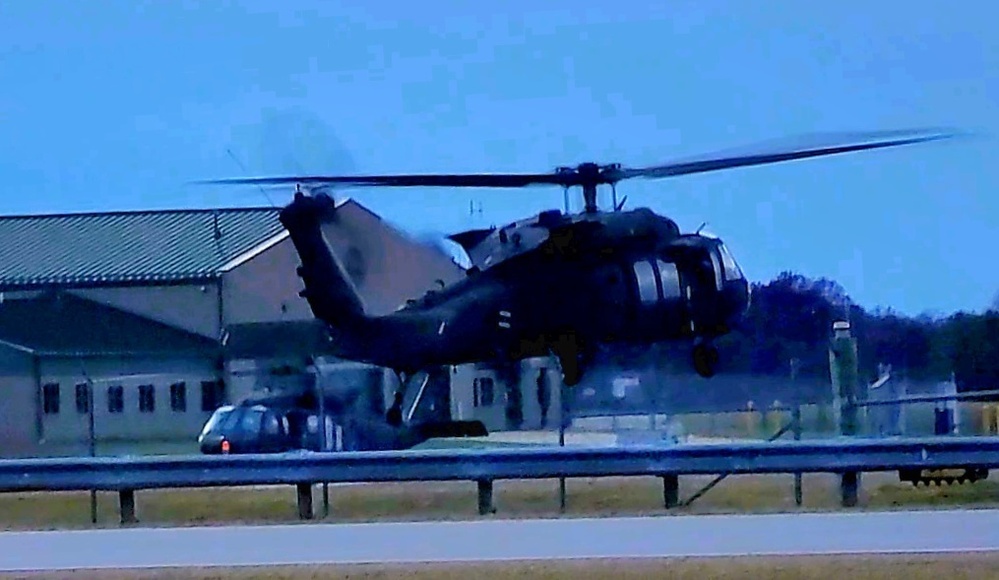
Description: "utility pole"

(790, 357), (802, 507)
(829, 321), (860, 507)
(79, 363), (97, 525)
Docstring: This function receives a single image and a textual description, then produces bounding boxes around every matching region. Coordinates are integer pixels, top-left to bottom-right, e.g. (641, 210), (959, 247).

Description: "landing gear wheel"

(692, 342), (720, 378)
(386, 393), (403, 427)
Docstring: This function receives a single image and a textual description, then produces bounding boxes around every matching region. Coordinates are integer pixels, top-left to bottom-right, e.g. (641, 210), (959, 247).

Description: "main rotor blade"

(197, 127), (961, 194)
(200, 173), (567, 188)
(613, 128), (957, 181)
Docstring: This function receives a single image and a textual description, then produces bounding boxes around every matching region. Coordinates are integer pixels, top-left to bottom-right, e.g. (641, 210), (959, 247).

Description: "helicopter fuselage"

(282, 193), (749, 384)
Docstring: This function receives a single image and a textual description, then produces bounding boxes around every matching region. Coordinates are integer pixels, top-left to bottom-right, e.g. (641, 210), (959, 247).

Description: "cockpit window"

(262, 411), (282, 435)
(239, 408), (264, 434)
(200, 406), (271, 439)
(708, 249), (723, 291)
(717, 243), (744, 281)
(199, 406), (234, 438)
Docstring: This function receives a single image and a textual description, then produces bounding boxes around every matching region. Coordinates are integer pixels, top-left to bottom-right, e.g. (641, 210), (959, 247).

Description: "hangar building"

(0, 198), (471, 457)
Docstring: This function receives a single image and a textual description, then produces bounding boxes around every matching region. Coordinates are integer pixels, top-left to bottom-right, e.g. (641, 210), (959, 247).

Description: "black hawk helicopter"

(204, 127), (953, 422)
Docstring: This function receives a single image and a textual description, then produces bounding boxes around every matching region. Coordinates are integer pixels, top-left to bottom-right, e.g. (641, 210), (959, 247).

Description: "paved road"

(2, 510), (999, 571)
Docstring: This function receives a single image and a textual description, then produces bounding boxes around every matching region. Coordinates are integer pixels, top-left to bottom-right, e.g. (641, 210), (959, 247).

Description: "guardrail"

(2, 435), (999, 525)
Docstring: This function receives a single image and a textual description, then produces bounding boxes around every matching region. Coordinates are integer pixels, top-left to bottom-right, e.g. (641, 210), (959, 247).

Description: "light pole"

(79, 364), (97, 525)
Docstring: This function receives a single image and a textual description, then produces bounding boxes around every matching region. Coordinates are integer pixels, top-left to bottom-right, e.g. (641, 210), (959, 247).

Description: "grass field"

(2, 471), (998, 531)
(5, 554), (999, 580)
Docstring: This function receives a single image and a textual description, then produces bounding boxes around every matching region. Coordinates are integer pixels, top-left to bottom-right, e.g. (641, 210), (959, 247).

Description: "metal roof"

(0, 291), (219, 357)
(0, 206), (283, 288)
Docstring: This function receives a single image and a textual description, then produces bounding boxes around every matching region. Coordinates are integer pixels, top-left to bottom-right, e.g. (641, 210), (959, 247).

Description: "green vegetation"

(719, 271), (999, 390)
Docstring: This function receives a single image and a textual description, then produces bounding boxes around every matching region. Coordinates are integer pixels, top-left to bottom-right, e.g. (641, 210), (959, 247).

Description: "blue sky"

(1, 1), (996, 317)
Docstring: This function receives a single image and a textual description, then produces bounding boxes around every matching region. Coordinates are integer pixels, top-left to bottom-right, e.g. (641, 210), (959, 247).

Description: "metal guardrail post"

(841, 471), (859, 507)
(118, 490), (137, 525)
(477, 479), (495, 515)
(296, 483), (314, 520)
(322, 483), (330, 518)
(558, 478), (566, 513)
(90, 490), (99, 525)
(662, 474), (679, 508)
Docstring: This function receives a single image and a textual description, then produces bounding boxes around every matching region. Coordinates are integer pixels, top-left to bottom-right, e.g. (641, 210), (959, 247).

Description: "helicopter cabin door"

(587, 261), (634, 343)
(626, 257), (689, 340)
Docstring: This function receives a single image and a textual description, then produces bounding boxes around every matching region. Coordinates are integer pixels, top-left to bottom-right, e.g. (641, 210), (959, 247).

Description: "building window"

(200, 379), (226, 412)
(170, 382), (187, 412)
(473, 377), (494, 408)
(42, 383), (60, 414)
(107, 385), (124, 414)
(138, 384), (155, 413)
(75, 383), (90, 414)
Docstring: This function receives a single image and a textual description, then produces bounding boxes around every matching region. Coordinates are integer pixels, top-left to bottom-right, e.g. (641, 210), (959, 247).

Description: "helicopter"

(197, 364), (488, 455)
(204, 127), (954, 424)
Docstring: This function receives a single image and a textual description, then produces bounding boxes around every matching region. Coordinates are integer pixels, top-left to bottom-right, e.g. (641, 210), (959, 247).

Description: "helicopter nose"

(715, 243), (750, 316)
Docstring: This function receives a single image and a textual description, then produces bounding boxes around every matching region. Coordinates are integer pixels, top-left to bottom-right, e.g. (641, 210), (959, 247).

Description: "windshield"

(200, 405), (271, 438)
(198, 405), (235, 440)
(717, 243), (745, 281)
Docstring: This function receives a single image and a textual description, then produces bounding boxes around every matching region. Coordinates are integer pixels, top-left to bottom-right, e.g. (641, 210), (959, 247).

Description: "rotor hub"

(558, 163), (621, 213)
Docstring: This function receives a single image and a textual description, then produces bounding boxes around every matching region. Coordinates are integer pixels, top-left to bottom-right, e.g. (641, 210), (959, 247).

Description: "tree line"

(715, 271), (999, 391)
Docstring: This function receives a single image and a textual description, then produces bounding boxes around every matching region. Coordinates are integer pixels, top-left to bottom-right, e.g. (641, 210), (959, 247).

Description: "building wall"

(0, 345), (39, 458)
(317, 201), (466, 316)
(35, 355), (223, 445)
(450, 357), (563, 432)
(224, 358), (264, 403)
(224, 356), (315, 404)
(70, 284), (222, 339)
(221, 236), (315, 327)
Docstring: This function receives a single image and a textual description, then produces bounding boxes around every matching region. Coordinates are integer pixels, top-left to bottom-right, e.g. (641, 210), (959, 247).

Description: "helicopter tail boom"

(279, 192), (368, 330)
